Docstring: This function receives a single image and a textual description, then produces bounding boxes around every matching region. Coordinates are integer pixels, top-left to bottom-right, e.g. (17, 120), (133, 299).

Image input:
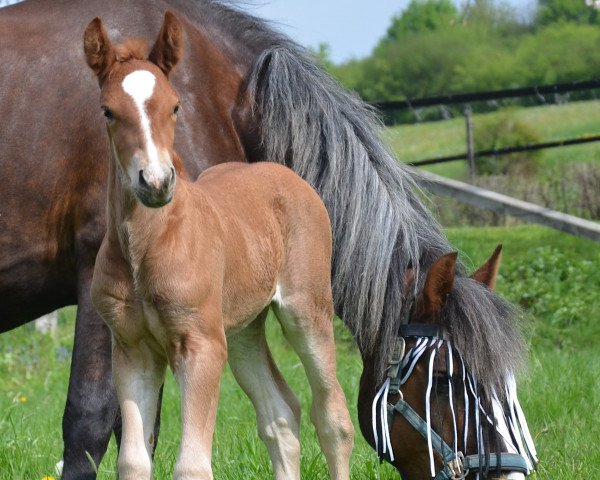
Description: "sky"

(238, 0), (535, 64)
(238, 1), (409, 63)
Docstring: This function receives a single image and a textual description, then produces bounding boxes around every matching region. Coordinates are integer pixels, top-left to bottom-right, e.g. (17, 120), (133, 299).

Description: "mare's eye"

(102, 107), (114, 121)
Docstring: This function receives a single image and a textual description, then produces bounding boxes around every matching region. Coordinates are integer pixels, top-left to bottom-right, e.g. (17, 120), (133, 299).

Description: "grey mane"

(189, 0), (525, 391)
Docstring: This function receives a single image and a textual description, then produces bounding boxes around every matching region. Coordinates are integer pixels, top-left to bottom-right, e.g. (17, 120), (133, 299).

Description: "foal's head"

(372, 247), (537, 479)
(84, 12), (184, 207)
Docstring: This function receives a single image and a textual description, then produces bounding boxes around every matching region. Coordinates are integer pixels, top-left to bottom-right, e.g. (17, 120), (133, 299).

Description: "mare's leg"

(272, 292), (354, 480)
(170, 315), (227, 480)
(112, 338), (166, 480)
(61, 271), (119, 480)
(228, 311), (302, 480)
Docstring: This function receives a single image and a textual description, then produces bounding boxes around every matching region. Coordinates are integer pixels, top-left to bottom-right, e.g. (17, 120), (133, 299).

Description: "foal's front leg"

(169, 318), (227, 480)
(112, 337), (167, 480)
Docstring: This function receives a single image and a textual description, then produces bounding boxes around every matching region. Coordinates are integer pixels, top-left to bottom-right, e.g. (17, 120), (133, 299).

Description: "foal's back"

(189, 161), (332, 331)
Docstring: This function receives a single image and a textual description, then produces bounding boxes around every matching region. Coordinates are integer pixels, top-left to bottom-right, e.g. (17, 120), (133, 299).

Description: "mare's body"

(1, 2), (251, 476)
(1, 0), (535, 478)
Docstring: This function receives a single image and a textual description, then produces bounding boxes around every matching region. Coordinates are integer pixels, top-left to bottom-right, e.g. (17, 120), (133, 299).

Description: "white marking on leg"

(228, 325), (301, 480)
(54, 460), (64, 476)
(272, 299), (353, 479)
(505, 473), (525, 480)
(121, 70), (166, 187)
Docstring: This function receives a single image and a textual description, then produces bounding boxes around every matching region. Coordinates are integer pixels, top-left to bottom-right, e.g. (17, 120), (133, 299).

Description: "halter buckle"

(449, 452), (467, 480)
(386, 338), (405, 379)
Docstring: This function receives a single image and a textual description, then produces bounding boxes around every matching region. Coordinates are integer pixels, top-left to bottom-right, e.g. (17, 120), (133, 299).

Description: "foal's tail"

(245, 47), (452, 376)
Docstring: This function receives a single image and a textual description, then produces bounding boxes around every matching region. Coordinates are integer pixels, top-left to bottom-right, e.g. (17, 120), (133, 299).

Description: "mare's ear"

(84, 17), (116, 83)
(471, 244), (502, 290)
(421, 252), (458, 314)
(148, 11), (184, 77)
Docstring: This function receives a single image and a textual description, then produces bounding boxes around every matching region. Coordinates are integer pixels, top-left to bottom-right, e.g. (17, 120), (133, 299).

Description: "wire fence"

(370, 80), (600, 170)
(373, 80), (600, 241)
(371, 79), (600, 112)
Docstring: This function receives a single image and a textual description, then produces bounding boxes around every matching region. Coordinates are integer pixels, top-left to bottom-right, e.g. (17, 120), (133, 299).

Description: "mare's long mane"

(185, 1), (524, 389)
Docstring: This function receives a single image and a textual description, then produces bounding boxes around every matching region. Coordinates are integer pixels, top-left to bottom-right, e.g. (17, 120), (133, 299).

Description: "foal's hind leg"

(272, 292), (354, 480)
(228, 310), (302, 480)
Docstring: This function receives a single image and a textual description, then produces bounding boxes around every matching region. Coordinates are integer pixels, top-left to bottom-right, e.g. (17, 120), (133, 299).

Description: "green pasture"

(1, 225), (599, 478)
(386, 100), (600, 179)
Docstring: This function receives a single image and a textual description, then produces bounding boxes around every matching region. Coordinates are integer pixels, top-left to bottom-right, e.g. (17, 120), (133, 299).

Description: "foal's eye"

(173, 104), (180, 115)
(102, 107), (114, 121)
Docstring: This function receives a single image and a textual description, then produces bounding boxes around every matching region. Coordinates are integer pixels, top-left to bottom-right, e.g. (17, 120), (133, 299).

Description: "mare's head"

(83, 12), (184, 207)
(369, 246), (537, 479)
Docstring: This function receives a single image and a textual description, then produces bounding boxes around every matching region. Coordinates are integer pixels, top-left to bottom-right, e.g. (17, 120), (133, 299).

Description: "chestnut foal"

(85, 13), (353, 480)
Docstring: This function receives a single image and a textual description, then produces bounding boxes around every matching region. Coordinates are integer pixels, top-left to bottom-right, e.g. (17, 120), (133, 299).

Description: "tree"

(537, 0), (600, 25)
(308, 43), (335, 72)
(383, 0), (458, 42)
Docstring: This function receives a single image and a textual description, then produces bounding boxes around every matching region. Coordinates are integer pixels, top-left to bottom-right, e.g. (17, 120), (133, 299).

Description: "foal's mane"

(182, 1), (525, 391)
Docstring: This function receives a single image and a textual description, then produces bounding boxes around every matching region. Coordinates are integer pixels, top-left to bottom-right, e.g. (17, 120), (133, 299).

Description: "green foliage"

(515, 23), (600, 85)
(461, 0), (525, 33)
(383, 0), (457, 41)
(328, 0), (600, 107)
(307, 42), (335, 72)
(473, 111), (542, 175)
(500, 245), (600, 348)
(537, 0), (600, 26)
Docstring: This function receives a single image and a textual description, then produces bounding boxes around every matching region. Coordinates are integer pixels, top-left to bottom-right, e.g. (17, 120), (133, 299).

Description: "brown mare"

(85, 13), (353, 479)
(1, 0), (536, 478)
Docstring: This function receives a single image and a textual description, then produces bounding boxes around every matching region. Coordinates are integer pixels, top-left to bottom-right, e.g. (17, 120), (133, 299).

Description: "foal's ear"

(471, 244), (502, 290)
(83, 17), (116, 82)
(148, 11), (184, 77)
(422, 252), (458, 312)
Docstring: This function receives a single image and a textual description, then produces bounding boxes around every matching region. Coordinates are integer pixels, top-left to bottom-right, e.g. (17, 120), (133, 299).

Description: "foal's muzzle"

(135, 167), (176, 208)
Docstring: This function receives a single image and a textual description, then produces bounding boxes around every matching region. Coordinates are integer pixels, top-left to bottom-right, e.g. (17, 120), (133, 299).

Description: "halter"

(372, 322), (538, 479)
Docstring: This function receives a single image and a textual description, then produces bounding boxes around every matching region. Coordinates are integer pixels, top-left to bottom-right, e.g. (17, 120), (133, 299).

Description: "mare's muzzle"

(135, 167), (176, 208)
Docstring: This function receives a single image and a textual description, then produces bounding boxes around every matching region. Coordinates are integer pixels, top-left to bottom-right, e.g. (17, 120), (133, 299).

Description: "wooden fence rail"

(413, 169), (600, 243)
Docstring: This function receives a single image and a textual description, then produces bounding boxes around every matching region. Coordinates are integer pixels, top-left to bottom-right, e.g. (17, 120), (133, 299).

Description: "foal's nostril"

(170, 167), (175, 182)
(139, 170), (148, 188)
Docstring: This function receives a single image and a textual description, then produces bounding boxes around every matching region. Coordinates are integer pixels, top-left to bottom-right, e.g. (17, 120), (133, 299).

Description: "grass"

(1, 226), (600, 478)
(385, 100), (600, 179)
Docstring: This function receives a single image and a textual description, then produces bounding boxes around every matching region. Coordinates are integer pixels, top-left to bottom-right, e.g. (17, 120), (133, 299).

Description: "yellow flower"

(18, 395), (27, 403)
(41, 477), (56, 480)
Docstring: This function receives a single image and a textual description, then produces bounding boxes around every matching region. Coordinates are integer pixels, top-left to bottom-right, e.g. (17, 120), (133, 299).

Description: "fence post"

(465, 106), (476, 181)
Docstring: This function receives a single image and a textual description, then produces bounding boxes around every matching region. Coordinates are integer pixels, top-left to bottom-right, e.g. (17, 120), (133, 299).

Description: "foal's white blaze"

(121, 70), (168, 188)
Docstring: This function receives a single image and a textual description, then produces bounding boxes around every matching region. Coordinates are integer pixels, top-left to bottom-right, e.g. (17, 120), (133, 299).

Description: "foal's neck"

(105, 154), (189, 254)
